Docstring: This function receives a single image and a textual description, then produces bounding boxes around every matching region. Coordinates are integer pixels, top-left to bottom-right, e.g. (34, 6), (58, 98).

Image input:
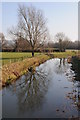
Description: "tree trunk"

(32, 48), (34, 57)
(59, 39), (62, 52)
(59, 43), (62, 52)
(64, 48), (65, 52)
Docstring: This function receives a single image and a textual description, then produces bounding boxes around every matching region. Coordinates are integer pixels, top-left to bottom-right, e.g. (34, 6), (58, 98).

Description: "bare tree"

(9, 5), (48, 56)
(0, 33), (6, 50)
(55, 32), (70, 52)
(12, 37), (30, 52)
(55, 32), (65, 52)
(8, 26), (24, 52)
(62, 36), (70, 52)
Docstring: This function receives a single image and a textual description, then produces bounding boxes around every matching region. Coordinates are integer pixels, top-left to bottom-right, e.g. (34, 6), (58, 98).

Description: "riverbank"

(53, 50), (78, 58)
(1, 54), (50, 87)
(0, 51), (78, 88)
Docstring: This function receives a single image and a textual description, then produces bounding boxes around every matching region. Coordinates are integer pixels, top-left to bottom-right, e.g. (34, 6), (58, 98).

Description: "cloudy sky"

(1, 2), (78, 41)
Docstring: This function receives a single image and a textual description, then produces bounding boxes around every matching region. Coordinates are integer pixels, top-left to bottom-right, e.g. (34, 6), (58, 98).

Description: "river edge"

(1, 52), (79, 88)
(2, 57), (80, 118)
(1, 54), (50, 87)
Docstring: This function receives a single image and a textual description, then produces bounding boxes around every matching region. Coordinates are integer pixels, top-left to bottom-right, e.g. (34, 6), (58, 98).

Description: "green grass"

(1, 52), (41, 59)
(0, 52), (42, 65)
(53, 50), (78, 58)
(0, 50), (79, 66)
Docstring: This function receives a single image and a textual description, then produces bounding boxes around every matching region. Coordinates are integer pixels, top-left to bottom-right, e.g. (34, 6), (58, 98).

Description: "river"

(2, 58), (80, 118)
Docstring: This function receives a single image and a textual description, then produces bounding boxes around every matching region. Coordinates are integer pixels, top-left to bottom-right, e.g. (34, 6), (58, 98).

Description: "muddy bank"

(1, 55), (50, 87)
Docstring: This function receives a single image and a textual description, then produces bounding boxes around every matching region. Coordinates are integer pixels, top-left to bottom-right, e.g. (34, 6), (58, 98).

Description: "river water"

(2, 58), (80, 118)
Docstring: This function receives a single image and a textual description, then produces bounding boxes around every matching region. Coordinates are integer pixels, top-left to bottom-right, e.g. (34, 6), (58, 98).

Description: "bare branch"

(8, 4), (49, 56)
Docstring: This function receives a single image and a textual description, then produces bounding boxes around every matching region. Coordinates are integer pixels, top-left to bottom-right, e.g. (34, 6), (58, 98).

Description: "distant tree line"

(46, 40), (80, 50)
(0, 32), (80, 52)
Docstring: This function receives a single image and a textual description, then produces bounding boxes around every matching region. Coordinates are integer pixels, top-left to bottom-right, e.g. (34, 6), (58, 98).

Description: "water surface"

(2, 58), (80, 118)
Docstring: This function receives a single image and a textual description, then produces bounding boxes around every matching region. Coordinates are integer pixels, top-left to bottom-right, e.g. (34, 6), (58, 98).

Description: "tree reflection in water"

(56, 58), (69, 74)
(9, 68), (50, 113)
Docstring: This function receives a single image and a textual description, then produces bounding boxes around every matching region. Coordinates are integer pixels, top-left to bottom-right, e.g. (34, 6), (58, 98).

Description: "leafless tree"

(0, 33), (6, 50)
(8, 26), (23, 52)
(62, 36), (70, 51)
(55, 32), (70, 52)
(9, 5), (48, 56)
(55, 32), (65, 52)
(12, 37), (30, 52)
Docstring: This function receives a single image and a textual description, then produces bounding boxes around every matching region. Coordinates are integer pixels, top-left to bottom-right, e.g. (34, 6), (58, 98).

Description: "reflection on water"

(2, 58), (80, 118)
(11, 70), (49, 113)
(56, 58), (70, 75)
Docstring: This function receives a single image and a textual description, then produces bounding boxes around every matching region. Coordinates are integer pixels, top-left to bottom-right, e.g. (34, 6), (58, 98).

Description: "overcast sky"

(1, 2), (78, 41)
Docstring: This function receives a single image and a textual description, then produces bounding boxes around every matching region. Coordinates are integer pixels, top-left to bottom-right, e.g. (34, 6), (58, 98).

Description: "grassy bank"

(0, 50), (79, 87)
(53, 50), (78, 58)
(0, 52), (41, 65)
(1, 54), (50, 87)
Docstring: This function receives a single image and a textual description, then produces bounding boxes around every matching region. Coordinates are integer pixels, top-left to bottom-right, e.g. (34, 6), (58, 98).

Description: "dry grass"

(1, 54), (50, 87)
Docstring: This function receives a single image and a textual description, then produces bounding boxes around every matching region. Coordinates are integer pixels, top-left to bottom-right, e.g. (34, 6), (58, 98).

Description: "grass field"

(1, 52), (42, 58)
(53, 50), (78, 58)
(0, 50), (78, 66)
(0, 52), (42, 65)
